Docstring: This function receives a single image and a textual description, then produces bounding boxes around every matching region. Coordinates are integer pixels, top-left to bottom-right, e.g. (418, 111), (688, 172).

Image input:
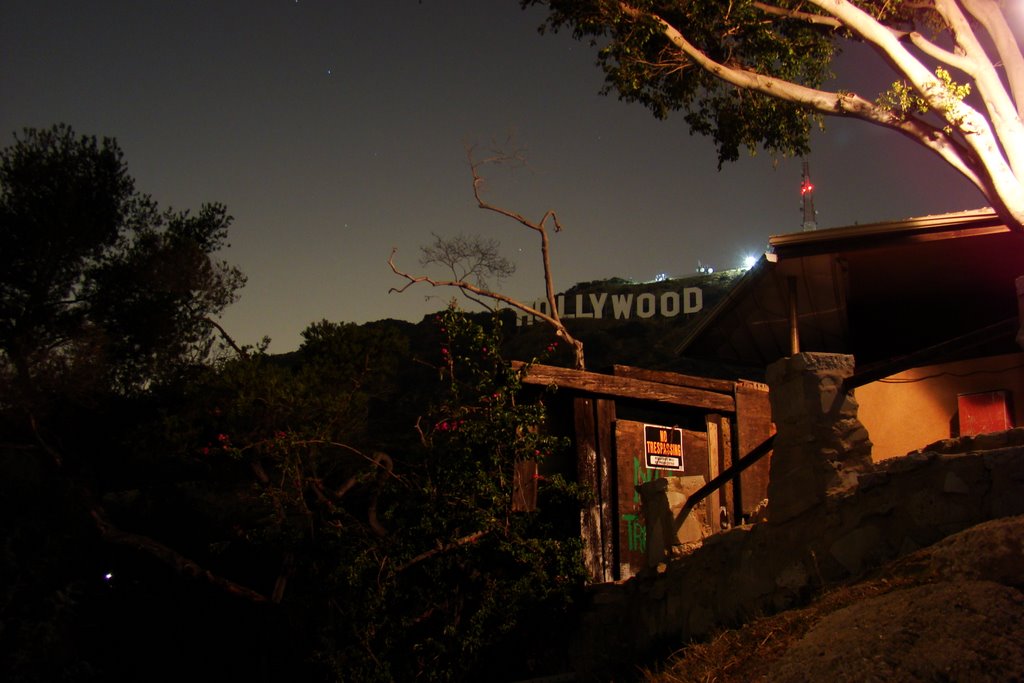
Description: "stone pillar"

(765, 353), (872, 524)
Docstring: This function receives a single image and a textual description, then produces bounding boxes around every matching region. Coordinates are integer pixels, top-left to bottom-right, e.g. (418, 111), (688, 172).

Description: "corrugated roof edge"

(676, 207), (1006, 357)
(768, 207), (1003, 256)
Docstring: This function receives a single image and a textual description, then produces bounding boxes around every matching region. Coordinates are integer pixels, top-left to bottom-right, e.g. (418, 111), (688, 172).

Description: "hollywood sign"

(516, 287), (703, 326)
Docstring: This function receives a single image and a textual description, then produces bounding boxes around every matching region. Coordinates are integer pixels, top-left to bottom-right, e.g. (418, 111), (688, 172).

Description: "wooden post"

(595, 398), (617, 582)
(718, 417), (735, 525)
(705, 414), (722, 532)
(788, 275), (800, 355)
(574, 396), (603, 582)
(512, 460), (538, 512)
(573, 396), (617, 583)
(735, 380), (774, 520)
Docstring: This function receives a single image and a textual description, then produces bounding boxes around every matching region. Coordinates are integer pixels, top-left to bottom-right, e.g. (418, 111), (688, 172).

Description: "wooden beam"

(515, 362), (736, 413)
(673, 434), (776, 534)
(612, 364), (736, 393)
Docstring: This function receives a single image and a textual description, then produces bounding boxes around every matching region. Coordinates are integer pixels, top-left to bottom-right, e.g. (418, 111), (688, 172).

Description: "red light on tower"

(800, 161), (817, 231)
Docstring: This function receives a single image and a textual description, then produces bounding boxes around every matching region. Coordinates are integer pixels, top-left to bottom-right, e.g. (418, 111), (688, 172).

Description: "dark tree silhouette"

(0, 124), (245, 403)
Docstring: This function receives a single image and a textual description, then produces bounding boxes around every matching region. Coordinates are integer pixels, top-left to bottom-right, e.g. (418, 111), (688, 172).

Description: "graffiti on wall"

(622, 456), (662, 552)
(622, 513), (645, 552)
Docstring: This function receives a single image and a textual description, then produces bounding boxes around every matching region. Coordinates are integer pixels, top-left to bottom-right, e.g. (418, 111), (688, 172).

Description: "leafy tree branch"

(525, 0), (1024, 229)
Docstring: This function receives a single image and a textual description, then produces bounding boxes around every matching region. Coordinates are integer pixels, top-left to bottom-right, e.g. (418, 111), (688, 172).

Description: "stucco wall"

(857, 352), (1024, 460)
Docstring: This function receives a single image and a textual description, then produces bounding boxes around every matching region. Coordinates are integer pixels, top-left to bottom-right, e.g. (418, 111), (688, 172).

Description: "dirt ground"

(643, 515), (1024, 683)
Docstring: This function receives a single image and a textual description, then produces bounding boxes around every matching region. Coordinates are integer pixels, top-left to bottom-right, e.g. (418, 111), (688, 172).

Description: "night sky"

(1, 1), (998, 352)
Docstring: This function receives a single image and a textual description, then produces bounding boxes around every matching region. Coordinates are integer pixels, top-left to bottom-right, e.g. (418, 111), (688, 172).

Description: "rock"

(925, 515), (1024, 587)
(769, 581), (1024, 683)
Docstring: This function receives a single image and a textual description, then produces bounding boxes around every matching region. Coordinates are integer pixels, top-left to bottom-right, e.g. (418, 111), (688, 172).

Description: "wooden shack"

(518, 209), (1024, 583)
(519, 363), (773, 582)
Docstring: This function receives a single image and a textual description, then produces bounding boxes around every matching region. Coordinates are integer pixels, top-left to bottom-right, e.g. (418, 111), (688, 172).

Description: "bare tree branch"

(418, 232), (516, 310)
(389, 145), (586, 369)
(89, 506), (270, 603)
(204, 315), (247, 357)
(389, 248), (585, 369)
(397, 530), (489, 572)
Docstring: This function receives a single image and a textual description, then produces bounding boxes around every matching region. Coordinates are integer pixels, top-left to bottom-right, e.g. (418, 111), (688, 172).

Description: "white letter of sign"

(683, 287), (703, 313)
(661, 292), (680, 317)
(611, 294), (633, 319)
(636, 293), (656, 318)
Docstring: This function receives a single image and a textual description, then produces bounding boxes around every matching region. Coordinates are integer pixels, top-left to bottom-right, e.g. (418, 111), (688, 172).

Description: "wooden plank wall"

(704, 414), (732, 531)
(529, 363), (775, 581)
(735, 380), (775, 519)
(519, 362), (735, 412)
(614, 419), (708, 580)
(574, 396), (617, 583)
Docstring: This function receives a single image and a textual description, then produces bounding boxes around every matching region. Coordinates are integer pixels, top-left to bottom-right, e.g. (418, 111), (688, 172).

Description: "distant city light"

(654, 272), (669, 282)
(697, 265), (714, 274)
(742, 255), (757, 270)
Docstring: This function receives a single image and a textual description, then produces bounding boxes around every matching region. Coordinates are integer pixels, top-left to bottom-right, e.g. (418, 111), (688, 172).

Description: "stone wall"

(566, 353), (1024, 679)
(765, 353), (872, 523)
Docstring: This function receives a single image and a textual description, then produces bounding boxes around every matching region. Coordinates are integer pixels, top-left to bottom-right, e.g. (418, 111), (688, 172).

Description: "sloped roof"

(676, 209), (1024, 371)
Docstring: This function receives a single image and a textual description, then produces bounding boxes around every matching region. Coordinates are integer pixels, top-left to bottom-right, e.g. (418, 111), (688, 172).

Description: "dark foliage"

(0, 124), (245, 403)
(2, 304), (588, 682)
(1, 125), (587, 682)
(523, 0), (835, 166)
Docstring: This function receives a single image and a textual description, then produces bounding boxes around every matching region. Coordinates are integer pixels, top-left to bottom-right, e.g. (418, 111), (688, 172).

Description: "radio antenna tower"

(800, 160), (817, 231)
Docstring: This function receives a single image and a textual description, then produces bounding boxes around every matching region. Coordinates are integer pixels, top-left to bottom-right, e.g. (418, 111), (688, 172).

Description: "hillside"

(644, 515), (1024, 682)
(502, 270), (753, 376)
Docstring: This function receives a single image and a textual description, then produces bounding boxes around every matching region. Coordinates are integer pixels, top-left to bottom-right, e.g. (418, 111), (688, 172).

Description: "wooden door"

(613, 419), (707, 579)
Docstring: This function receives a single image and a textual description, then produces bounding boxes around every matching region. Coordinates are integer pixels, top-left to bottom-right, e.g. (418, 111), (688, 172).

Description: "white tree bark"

(807, 0), (1024, 226)
(622, 0), (1024, 230)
